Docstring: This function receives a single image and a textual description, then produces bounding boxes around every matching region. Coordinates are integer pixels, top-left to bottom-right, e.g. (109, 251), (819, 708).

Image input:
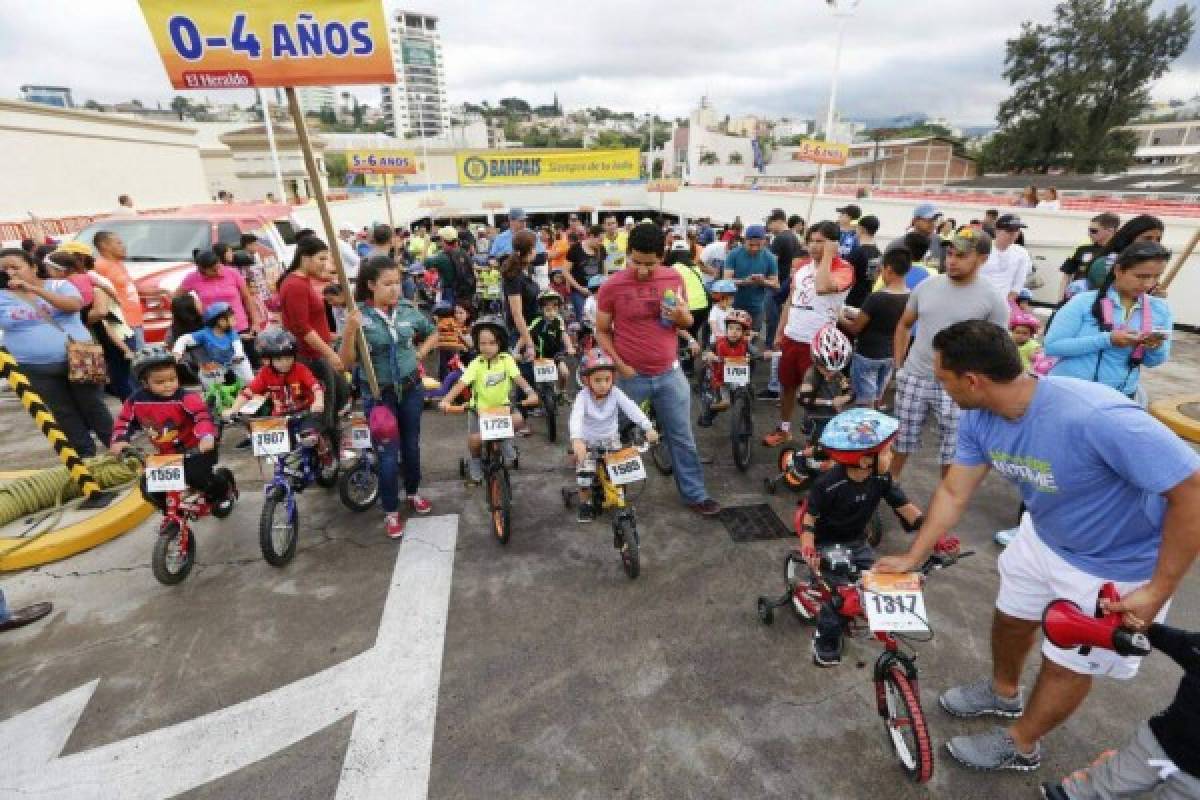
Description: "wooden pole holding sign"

(1160, 228), (1200, 292)
(382, 173), (395, 228)
(284, 87), (380, 398)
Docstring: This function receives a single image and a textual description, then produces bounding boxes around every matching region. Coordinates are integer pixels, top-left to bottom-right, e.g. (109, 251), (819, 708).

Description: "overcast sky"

(1, 0), (1196, 126)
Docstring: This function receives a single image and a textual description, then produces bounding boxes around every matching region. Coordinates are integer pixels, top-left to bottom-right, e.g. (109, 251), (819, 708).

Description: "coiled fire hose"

(0, 454), (143, 557)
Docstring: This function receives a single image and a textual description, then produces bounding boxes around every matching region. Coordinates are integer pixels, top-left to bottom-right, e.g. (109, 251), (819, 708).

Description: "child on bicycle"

(569, 349), (659, 523)
(1041, 622), (1199, 800)
(800, 408), (923, 667)
(529, 290), (576, 395)
(110, 346), (235, 514)
(706, 279), (738, 343)
(171, 301), (254, 389)
(439, 315), (538, 484)
(698, 308), (752, 428)
(800, 324), (853, 431)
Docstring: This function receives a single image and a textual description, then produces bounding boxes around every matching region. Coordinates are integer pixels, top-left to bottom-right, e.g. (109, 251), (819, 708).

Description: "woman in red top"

(277, 237), (349, 437)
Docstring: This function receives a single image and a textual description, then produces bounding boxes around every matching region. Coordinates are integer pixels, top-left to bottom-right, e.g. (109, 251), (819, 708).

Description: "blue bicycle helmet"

(203, 301), (234, 327)
(709, 279), (737, 295)
(819, 409), (899, 467)
(587, 275), (607, 291)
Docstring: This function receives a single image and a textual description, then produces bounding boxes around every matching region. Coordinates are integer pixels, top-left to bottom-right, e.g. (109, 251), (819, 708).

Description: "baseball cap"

(913, 203), (941, 220)
(55, 240), (93, 257)
(857, 215), (880, 236)
(947, 228), (992, 256)
(766, 208), (787, 223)
(508, 207), (527, 221)
(835, 204), (862, 220)
(438, 225), (458, 241)
(995, 213), (1028, 230)
(745, 224), (767, 240)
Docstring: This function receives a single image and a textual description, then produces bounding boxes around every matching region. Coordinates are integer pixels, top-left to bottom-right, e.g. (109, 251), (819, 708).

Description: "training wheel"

(757, 597), (775, 625)
(560, 487), (574, 508)
(764, 477), (777, 495)
(458, 457), (466, 478)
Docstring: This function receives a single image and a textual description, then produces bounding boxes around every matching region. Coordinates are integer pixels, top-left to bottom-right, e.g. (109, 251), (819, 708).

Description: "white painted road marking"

(0, 515), (458, 800)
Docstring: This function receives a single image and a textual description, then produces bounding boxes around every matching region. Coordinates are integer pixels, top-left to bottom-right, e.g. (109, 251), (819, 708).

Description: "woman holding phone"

(1043, 241), (1173, 401)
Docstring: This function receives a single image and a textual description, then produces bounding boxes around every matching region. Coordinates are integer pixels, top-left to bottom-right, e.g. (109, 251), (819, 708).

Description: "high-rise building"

(296, 86), (336, 114)
(379, 9), (449, 139)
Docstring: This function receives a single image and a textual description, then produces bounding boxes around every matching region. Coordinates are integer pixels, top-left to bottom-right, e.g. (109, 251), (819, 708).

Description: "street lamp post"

(815, 0), (860, 199)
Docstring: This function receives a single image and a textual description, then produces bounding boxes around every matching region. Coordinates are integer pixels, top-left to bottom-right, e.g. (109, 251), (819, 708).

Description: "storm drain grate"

(719, 503), (791, 542)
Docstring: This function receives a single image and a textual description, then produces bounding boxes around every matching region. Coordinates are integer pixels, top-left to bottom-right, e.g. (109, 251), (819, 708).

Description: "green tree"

(498, 97), (531, 114)
(170, 95), (191, 118)
(325, 153), (347, 187)
(988, 0), (1193, 173)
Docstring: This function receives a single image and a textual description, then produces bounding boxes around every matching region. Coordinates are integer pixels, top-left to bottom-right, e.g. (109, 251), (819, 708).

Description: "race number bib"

(533, 359), (558, 384)
(349, 413), (371, 449)
(250, 418), (290, 456)
(606, 447), (647, 485)
(862, 572), (929, 633)
(479, 407), (514, 441)
(724, 356), (750, 387)
(145, 454), (186, 492)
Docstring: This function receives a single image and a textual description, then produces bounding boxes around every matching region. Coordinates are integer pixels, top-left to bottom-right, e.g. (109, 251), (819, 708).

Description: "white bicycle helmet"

(812, 324), (852, 371)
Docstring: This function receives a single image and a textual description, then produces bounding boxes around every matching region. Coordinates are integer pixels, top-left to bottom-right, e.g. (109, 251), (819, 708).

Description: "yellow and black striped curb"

(1150, 394), (1200, 444)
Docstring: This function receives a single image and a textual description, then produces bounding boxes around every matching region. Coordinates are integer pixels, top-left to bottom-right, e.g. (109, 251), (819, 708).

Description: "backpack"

(449, 247), (476, 299)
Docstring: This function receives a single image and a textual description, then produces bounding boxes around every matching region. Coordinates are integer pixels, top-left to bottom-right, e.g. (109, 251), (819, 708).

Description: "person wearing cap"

(426, 226), (473, 310)
(723, 224), (779, 336)
(1043, 241), (1173, 400)
(980, 214), (1033, 306)
(910, 203), (945, 270)
(595, 223), (721, 517)
(845, 214), (881, 309)
(835, 204), (862, 259)
(889, 228), (1009, 481)
(489, 208), (545, 262)
(623, 216), (635, 233)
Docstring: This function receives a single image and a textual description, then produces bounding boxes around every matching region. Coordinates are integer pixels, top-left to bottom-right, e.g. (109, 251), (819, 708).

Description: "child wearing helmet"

(228, 328), (324, 425)
(110, 346), (236, 515)
(439, 315), (538, 483)
(529, 290), (576, 394)
(569, 348), (659, 523)
(1009, 312), (1042, 372)
(698, 308), (752, 427)
(796, 325), (852, 436)
(801, 408), (924, 667)
(170, 300), (254, 389)
(706, 278), (738, 341)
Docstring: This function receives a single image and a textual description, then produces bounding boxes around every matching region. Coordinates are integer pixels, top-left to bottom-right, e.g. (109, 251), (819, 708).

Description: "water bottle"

(660, 289), (678, 329)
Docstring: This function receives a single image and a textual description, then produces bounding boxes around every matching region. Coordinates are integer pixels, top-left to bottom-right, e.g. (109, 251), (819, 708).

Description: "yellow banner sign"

(347, 150), (418, 175)
(457, 149), (640, 186)
(138, 0), (396, 89)
(790, 139), (850, 166)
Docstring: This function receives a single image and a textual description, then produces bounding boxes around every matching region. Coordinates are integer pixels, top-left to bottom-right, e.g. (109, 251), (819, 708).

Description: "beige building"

(217, 126), (327, 203)
(0, 99), (208, 221)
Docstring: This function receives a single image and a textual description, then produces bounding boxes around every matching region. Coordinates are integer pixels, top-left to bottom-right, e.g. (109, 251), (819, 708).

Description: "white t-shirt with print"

(707, 304), (729, 339)
(783, 260), (852, 346)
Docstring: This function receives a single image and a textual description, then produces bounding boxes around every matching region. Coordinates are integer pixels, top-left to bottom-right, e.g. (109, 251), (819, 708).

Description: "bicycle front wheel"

(879, 665), (934, 783)
(731, 390), (753, 472)
(488, 467), (512, 545)
(614, 514), (640, 580)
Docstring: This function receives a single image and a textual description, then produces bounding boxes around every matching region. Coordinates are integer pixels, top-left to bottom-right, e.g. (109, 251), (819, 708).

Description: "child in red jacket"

(698, 309), (752, 427)
(110, 346), (234, 512)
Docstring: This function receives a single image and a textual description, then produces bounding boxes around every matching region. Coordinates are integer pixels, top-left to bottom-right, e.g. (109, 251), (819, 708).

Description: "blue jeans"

(569, 289), (587, 325)
(619, 366), (709, 505)
(402, 275), (416, 301)
(851, 353), (893, 405)
(363, 382), (425, 513)
(764, 294), (782, 349)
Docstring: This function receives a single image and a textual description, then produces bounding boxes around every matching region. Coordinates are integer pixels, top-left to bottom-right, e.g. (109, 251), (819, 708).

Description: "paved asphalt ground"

(1, 335), (1198, 799)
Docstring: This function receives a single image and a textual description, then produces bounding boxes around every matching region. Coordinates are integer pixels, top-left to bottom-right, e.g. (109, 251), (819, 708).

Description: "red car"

(73, 203), (300, 343)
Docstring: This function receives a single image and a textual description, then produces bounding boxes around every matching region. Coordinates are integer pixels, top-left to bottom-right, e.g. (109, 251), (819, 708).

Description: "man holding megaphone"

(873, 320), (1200, 775)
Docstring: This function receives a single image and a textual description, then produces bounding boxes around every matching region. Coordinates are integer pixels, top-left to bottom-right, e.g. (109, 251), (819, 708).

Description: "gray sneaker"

(467, 457), (483, 484)
(939, 678), (1024, 719)
(947, 726), (1041, 772)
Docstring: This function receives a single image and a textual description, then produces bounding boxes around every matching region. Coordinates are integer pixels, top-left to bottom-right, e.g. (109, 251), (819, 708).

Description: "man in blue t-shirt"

(876, 320), (1200, 775)
(722, 224), (778, 336)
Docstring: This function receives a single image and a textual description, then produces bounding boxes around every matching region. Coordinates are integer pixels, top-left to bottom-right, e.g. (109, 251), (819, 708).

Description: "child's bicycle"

(559, 431), (652, 579)
(697, 356), (756, 471)
(616, 399), (672, 476)
(755, 538), (970, 784)
(132, 448), (237, 586)
(530, 355), (567, 443)
(199, 364), (244, 442)
(449, 400), (538, 545)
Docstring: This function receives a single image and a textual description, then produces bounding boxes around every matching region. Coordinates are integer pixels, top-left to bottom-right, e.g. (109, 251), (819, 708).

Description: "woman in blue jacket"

(1044, 241), (1173, 399)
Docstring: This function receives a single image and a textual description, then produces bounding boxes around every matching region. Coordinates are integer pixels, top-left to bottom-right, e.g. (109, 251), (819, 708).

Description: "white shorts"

(995, 513), (1169, 679)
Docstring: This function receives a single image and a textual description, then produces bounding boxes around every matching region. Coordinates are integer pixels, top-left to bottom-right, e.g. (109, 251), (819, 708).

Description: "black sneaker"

(756, 388), (780, 401)
(811, 632), (842, 667)
(1039, 783), (1070, 800)
(697, 412), (714, 428)
(235, 436), (252, 450)
(577, 503), (596, 523)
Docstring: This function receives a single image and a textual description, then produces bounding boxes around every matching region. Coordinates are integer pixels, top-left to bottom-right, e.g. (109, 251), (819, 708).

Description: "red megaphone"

(1041, 583), (1151, 658)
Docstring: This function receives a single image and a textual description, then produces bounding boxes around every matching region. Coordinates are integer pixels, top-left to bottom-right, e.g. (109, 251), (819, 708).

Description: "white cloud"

(0, 0), (1194, 126)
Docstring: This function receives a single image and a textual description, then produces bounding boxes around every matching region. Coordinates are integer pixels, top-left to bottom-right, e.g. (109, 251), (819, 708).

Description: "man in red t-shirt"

(596, 224), (720, 516)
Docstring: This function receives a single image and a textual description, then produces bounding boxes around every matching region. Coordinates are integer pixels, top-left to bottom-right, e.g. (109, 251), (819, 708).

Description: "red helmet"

(724, 309), (753, 332)
(580, 348), (616, 377)
(812, 324), (852, 371)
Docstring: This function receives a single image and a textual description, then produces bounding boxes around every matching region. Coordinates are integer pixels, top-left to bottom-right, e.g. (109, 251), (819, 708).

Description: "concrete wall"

(0, 99), (208, 219)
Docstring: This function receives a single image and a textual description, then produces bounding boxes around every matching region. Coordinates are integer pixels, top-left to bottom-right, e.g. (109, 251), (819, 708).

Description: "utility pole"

(815, 0), (860, 198)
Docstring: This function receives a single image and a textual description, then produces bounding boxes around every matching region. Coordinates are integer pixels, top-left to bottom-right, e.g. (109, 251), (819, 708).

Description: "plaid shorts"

(894, 370), (960, 463)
